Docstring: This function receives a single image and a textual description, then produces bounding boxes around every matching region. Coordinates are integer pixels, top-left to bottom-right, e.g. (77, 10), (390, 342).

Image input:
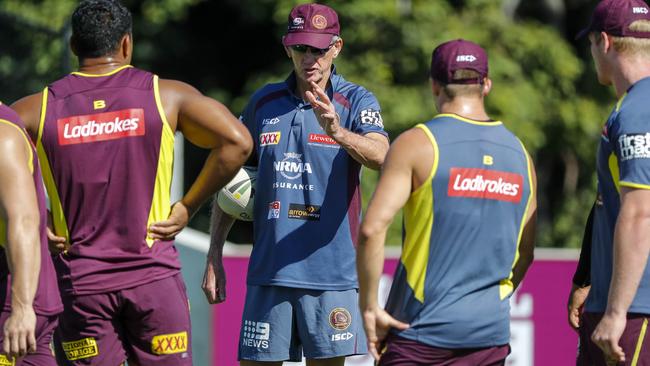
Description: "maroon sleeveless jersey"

(37, 66), (180, 295)
(0, 103), (62, 315)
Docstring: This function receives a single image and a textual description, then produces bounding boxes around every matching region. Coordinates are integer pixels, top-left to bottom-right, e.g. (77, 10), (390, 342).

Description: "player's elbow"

(358, 220), (384, 245)
(223, 126), (253, 166)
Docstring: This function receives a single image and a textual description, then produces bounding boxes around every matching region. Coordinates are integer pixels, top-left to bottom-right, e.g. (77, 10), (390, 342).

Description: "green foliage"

(0, 0), (612, 248)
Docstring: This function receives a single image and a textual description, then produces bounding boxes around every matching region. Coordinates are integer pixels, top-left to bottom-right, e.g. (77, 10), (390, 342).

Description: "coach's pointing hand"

(305, 81), (342, 139)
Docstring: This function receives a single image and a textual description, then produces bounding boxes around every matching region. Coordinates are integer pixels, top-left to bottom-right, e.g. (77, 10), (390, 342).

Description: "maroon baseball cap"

(430, 39), (488, 85)
(577, 0), (650, 39)
(282, 3), (340, 49)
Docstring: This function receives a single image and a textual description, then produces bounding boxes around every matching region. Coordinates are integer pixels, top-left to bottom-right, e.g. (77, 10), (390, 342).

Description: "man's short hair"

(71, 0), (132, 59)
(612, 20), (650, 56)
(440, 70), (484, 99)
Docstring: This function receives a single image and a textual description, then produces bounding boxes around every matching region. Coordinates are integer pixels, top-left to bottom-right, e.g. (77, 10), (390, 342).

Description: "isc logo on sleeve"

(57, 108), (145, 146)
(448, 167), (523, 203)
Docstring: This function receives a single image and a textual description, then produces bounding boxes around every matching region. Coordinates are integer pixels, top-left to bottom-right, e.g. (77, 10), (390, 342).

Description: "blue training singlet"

(587, 77), (650, 314)
(240, 68), (387, 290)
(386, 114), (533, 348)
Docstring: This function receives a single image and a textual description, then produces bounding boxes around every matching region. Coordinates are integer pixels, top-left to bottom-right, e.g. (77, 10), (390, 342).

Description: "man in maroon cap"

(573, 0), (650, 364)
(202, 2), (389, 366)
(357, 38), (537, 365)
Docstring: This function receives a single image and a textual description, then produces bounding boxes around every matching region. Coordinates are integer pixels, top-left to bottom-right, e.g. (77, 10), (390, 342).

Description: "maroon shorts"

(578, 312), (650, 366)
(54, 273), (191, 366)
(379, 334), (510, 366)
(0, 312), (58, 366)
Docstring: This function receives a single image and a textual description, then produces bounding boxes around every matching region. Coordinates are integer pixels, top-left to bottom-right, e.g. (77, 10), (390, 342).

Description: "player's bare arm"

(357, 128), (431, 360)
(202, 203), (235, 305)
(592, 187), (650, 363)
(148, 80), (253, 240)
(305, 81), (389, 170)
(510, 151), (537, 290)
(0, 123), (39, 358)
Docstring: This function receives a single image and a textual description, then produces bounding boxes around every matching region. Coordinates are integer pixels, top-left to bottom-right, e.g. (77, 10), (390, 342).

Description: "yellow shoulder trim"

(37, 88), (48, 144)
(0, 119), (33, 173)
(35, 89), (70, 241)
(412, 124), (439, 195)
(616, 92), (627, 112)
(153, 75), (173, 134)
(71, 65), (133, 77)
(609, 153), (621, 194)
(500, 139), (534, 300)
(434, 113), (503, 126)
(619, 181), (650, 190)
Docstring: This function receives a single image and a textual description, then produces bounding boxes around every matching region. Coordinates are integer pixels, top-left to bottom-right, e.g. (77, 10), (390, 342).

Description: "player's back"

(37, 66), (180, 296)
(386, 113), (533, 348)
(0, 103), (62, 316)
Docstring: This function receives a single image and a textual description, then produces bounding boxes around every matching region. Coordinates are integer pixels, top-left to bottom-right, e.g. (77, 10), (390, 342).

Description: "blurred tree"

(0, 0), (612, 248)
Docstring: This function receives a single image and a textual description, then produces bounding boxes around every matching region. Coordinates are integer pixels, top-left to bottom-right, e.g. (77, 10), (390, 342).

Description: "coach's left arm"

(592, 187), (650, 363)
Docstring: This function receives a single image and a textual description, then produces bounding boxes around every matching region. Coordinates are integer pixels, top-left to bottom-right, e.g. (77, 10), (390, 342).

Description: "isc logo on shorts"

(448, 167), (523, 203)
(260, 132), (281, 146)
(57, 108), (145, 146)
(151, 331), (188, 355)
(0, 354), (14, 366)
(62, 337), (99, 361)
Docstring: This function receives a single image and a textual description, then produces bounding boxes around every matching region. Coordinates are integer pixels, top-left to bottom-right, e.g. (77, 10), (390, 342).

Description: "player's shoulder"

(333, 73), (377, 106)
(247, 81), (289, 110)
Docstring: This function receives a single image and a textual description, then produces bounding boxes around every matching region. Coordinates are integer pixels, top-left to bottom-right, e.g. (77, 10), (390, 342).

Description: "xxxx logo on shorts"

(329, 307), (351, 330)
(0, 354), (14, 366)
(151, 331), (188, 355)
(62, 337), (99, 361)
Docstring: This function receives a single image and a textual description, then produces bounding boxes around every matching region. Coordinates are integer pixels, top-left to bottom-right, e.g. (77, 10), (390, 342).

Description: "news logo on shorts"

(260, 131), (281, 146)
(618, 133), (650, 161)
(57, 108), (145, 146)
(268, 201), (281, 219)
(242, 320), (270, 349)
(448, 167), (523, 203)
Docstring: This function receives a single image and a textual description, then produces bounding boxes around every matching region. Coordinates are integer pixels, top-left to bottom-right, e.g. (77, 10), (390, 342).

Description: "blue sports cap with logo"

(577, 0), (650, 39)
(430, 39), (488, 85)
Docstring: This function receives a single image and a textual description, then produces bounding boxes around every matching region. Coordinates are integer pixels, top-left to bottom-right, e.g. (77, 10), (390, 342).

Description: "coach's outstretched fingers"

(202, 255), (226, 304)
(148, 201), (191, 240)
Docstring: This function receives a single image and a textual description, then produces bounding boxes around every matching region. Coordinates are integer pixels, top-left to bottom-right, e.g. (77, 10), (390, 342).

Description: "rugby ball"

(217, 166), (256, 221)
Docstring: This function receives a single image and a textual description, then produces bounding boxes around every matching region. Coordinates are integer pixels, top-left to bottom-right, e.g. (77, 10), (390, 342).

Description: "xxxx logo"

(151, 331), (188, 355)
(260, 132), (281, 146)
